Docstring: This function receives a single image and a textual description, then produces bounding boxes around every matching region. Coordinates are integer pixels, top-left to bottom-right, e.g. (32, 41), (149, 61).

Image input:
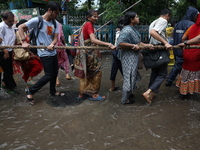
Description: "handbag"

(142, 49), (170, 69)
(13, 48), (30, 61)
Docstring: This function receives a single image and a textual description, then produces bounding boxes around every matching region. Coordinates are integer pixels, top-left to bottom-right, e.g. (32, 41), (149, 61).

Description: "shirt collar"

(3, 21), (13, 29)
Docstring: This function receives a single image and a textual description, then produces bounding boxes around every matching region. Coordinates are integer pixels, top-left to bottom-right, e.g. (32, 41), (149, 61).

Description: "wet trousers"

(149, 63), (168, 93)
(29, 55), (58, 95)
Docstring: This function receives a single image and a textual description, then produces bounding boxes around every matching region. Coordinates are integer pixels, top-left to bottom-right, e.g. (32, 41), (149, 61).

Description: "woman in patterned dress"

(74, 9), (116, 101)
(176, 13), (200, 99)
(117, 11), (153, 104)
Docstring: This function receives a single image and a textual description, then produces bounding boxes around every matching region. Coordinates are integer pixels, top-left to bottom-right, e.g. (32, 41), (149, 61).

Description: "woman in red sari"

(74, 9), (116, 100)
(176, 13), (200, 99)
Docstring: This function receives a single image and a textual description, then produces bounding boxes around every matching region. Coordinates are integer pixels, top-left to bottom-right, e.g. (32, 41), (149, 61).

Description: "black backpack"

(29, 16), (57, 55)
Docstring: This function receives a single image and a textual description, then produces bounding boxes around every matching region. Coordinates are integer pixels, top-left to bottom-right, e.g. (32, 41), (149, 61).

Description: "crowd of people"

(0, 1), (199, 106)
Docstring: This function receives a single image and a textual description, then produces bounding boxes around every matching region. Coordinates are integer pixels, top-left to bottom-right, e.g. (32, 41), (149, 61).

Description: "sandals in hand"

(25, 88), (35, 106)
(89, 95), (105, 101)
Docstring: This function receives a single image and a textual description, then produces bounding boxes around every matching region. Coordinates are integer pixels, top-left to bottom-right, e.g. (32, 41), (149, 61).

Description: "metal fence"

(71, 25), (149, 44)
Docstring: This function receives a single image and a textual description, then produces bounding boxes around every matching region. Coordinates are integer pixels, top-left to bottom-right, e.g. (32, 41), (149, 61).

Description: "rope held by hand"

(0, 45), (199, 51)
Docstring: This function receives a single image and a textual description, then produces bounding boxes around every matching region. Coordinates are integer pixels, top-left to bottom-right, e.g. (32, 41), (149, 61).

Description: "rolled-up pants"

(149, 63), (168, 93)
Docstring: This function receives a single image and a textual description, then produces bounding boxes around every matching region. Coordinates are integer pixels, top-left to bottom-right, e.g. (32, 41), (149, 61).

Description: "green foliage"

(198, 0), (200, 6)
(76, 0), (95, 12)
(173, 0), (200, 22)
(102, 0), (125, 25)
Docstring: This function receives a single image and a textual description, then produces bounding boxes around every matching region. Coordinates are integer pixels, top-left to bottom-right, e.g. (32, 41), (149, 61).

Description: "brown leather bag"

(13, 48), (30, 61)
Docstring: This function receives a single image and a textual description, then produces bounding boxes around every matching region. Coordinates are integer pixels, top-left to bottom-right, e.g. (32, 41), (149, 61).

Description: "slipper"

(51, 92), (66, 97)
(122, 99), (135, 105)
(89, 95), (105, 101)
(27, 80), (35, 86)
(142, 93), (152, 104)
(77, 94), (91, 100)
(129, 94), (134, 98)
(25, 88), (35, 106)
(109, 87), (121, 92)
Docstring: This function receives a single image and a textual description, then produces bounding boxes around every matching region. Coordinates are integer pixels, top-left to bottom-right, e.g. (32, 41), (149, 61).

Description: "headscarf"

(188, 13), (200, 40)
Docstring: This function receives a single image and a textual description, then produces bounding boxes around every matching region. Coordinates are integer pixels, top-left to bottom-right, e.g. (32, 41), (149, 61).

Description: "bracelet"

(132, 45), (136, 49)
(108, 43), (112, 48)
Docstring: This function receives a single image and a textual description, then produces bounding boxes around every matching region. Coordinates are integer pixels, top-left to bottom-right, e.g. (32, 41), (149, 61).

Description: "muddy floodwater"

(0, 53), (200, 150)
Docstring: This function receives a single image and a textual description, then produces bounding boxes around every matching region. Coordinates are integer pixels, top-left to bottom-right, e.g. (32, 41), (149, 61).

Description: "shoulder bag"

(142, 49), (170, 69)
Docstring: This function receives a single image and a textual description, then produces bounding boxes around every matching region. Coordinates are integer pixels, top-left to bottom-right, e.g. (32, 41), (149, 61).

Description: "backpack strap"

(35, 16), (57, 38)
(52, 19), (57, 29)
(35, 16), (43, 38)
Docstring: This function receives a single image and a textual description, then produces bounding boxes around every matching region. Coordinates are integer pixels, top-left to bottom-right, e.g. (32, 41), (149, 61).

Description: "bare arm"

(178, 35), (200, 47)
(89, 33), (116, 50)
(18, 24), (30, 48)
(150, 29), (172, 49)
(119, 42), (140, 50)
(181, 34), (187, 42)
(187, 35), (200, 44)
(47, 33), (58, 50)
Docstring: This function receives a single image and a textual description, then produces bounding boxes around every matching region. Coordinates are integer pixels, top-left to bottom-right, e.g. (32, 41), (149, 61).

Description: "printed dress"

(117, 25), (141, 97)
(176, 14), (200, 95)
(74, 22), (102, 94)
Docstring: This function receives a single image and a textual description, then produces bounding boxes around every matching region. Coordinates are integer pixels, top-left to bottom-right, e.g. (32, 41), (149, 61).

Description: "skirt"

(176, 69), (200, 95)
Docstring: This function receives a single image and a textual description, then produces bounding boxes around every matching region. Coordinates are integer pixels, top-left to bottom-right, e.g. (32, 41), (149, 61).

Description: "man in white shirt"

(0, 11), (17, 94)
(143, 8), (172, 103)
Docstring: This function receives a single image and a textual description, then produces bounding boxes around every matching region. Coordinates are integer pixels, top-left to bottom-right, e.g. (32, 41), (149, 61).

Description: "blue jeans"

(167, 56), (183, 83)
(149, 63), (168, 93)
(29, 55), (58, 95)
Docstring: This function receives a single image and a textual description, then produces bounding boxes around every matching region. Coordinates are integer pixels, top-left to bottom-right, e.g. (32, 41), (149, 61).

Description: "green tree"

(98, 0), (200, 26)
(76, 0), (95, 12)
(174, 0), (200, 21)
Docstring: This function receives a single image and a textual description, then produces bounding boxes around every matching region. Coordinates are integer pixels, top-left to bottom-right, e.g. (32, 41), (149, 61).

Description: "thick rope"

(0, 45), (199, 50)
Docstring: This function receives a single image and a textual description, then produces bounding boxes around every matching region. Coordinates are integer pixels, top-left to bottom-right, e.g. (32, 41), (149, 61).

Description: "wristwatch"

(184, 40), (188, 46)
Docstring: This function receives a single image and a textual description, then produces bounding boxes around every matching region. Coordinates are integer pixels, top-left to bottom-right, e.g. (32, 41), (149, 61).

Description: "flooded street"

(0, 53), (200, 150)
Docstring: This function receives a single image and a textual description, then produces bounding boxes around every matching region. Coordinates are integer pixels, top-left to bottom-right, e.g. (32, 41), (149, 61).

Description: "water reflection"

(0, 54), (200, 149)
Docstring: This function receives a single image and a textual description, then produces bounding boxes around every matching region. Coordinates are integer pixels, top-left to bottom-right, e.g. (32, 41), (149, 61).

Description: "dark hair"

(86, 9), (98, 20)
(16, 19), (27, 27)
(45, 1), (62, 12)
(124, 11), (137, 25)
(117, 16), (124, 29)
(1, 11), (14, 20)
(56, 18), (63, 23)
(160, 8), (171, 17)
